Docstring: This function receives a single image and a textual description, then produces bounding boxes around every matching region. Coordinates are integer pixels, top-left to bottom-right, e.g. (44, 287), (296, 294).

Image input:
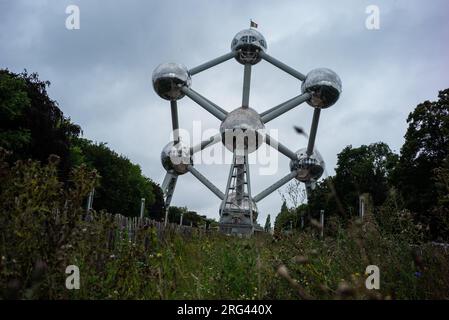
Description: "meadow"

(1, 150), (448, 300)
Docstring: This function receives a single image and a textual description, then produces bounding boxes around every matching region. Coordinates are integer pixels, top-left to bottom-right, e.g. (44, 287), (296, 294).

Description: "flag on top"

(250, 20), (258, 28)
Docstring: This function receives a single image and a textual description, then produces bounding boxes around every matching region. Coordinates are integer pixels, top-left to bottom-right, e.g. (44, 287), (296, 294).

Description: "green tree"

(335, 142), (398, 207)
(264, 214), (271, 232)
(307, 177), (339, 220)
(394, 89), (449, 213)
(394, 88), (449, 239)
(0, 70), (81, 178)
(274, 201), (297, 232)
(0, 70), (81, 179)
(74, 138), (164, 218)
(168, 206), (211, 227)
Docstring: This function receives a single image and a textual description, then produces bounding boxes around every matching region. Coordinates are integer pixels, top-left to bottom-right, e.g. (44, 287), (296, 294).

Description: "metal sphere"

(289, 148), (325, 182)
(152, 63), (191, 101)
(301, 68), (342, 108)
(221, 192), (258, 221)
(220, 107), (265, 154)
(160, 141), (192, 175)
(231, 29), (267, 65)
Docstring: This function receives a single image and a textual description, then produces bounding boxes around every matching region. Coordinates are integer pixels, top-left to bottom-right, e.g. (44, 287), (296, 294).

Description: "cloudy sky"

(1, 0), (448, 223)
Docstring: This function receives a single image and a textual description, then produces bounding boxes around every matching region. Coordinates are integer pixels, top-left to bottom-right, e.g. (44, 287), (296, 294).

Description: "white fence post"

(140, 198), (145, 218)
(320, 210), (324, 238)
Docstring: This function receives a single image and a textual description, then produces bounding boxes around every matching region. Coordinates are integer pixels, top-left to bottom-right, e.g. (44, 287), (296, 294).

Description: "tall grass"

(1, 149), (448, 299)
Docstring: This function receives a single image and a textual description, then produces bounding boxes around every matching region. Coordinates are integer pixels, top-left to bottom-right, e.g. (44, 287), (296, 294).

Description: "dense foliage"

(277, 89), (449, 241)
(1, 152), (448, 299)
(0, 70), (81, 179)
(71, 138), (165, 218)
(0, 70), (165, 219)
(394, 89), (449, 240)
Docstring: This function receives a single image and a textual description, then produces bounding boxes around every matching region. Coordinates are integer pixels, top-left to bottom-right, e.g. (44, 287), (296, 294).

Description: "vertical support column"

(220, 155), (236, 217)
(170, 100), (180, 143)
(245, 153), (254, 234)
(236, 157), (245, 206)
(180, 213), (184, 226)
(242, 64), (252, 108)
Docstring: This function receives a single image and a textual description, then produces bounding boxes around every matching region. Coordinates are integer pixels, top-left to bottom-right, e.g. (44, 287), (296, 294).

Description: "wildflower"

(336, 281), (355, 297)
(414, 271), (422, 278)
(293, 255), (309, 264)
(277, 265), (289, 278)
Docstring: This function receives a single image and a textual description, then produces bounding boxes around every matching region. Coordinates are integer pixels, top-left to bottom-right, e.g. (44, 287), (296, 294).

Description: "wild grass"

(1, 150), (448, 299)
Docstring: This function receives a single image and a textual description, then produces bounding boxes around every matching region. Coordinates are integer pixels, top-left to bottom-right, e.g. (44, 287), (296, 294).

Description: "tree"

(0, 70), (81, 179)
(334, 142), (398, 215)
(306, 142), (398, 223)
(73, 138), (164, 218)
(264, 214), (271, 232)
(274, 201), (296, 232)
(394, 88), (449, 213)
(394, 88), (449, 239)
(307, 177), (339, 218)
(168, 206), (212, 227)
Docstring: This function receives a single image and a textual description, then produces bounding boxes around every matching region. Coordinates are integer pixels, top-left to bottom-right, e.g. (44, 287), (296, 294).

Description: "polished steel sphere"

(220, 107), (265, 154)
(152, 63), (191, 100)
(301, 68), (342, 108)
(160, 141), (192, 175)
(231, 29), (267, 65)
(289, 148), (325, 182)
(221, 192), (258, 221)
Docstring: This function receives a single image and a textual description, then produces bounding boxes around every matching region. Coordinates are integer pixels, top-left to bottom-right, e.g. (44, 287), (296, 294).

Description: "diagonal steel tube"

(187, 165), (225, 200)
(261, 92), (311, 123)
(192, 90), (228, 116)
(306, 108), (321, 156)
(260, 51), (306, 81)
(253, 171), (298, 202)
(161, 172), (178, 226)
(260, 95), (299, 118)
(181, 87), (227, 121)
(189, 133), (222, 155)
(189, 52), (236, 76)
(265, 134), (298, 160)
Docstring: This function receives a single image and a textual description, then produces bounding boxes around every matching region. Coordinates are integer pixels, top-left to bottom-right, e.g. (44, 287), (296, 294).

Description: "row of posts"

(86, 189), (147, 219)
(86, 189), (191, 227)
(290, 195), (367, 238)
(86, 188), (367, 234)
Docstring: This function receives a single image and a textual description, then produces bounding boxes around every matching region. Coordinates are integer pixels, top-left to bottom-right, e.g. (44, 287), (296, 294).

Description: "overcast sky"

(1, 0), (448, 223)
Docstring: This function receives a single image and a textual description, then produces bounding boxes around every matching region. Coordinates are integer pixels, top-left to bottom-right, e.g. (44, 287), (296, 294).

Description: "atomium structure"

(152, 26), (342, 235)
